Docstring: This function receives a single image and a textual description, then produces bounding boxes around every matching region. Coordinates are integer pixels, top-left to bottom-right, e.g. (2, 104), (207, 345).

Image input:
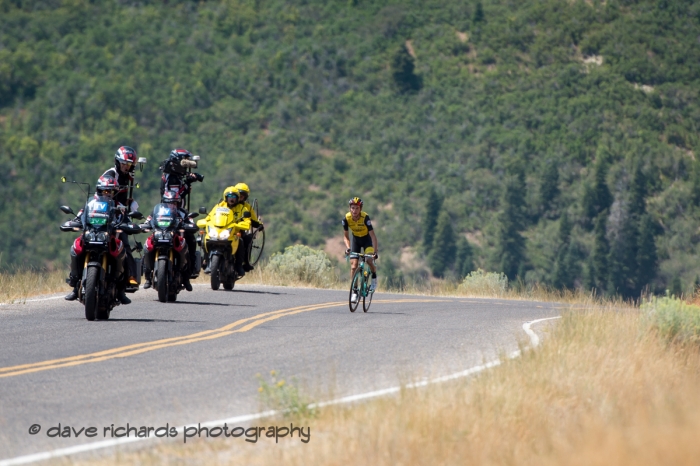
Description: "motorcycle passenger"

(64, 175), (131, 304)
(234, 182), (264, 272)
(102, 146), (140, 290)
(142, 189), (194, 292)
(160, 149), (204, 277)
(202, 187), (251, 277)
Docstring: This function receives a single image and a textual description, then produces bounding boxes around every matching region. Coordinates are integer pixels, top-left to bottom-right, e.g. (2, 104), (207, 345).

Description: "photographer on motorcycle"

(142, 189), (194, 291)
(64, 175), (131, 304)
(102, 146), (141, 290)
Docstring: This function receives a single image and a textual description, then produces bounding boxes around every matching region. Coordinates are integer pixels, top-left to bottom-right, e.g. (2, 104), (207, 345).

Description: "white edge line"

(0, 315), (561, 466)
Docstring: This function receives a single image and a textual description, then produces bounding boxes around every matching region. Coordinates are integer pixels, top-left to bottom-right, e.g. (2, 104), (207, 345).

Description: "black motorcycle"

(142, 203), (199, 302)
(60, 199), (143, 321)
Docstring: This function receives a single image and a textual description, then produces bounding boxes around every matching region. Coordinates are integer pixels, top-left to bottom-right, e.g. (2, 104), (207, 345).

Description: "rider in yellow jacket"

(203, 186), (251, 276)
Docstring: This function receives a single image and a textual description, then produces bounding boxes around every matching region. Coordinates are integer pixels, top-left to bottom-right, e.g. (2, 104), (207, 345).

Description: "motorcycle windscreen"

(85, 198), (112, 229)
(153, 203), (177, 228)
(213, 207), (232, 228)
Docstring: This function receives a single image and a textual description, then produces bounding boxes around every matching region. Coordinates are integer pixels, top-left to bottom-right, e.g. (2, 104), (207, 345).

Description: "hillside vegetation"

(2, 0), (700, 297)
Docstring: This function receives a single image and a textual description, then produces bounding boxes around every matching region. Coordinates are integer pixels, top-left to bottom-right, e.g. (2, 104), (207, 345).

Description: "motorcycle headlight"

(154, 230), (163, 240)
(219, 229), (232, 240)
(208, 226), (218, 240)
(97, 232), (109, 242)
(85, 231), (96, 241)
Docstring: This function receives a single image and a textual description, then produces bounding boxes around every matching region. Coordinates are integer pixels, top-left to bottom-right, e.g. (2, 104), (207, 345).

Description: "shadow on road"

(163, 301), (256, 307)
(106, 318), (202, 323)
(222, 289), (288, 295)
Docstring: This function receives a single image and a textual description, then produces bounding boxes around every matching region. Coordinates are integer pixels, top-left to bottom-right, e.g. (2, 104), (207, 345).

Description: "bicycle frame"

(347, 252), (376, 312)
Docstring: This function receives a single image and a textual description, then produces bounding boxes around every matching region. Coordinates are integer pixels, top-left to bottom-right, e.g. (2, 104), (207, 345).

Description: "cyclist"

(342, 197), (378, 300)
(235, 182), (264, 272)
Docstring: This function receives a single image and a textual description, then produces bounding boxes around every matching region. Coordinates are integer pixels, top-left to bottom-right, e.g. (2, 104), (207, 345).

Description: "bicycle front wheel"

(349, 267), (362, 312)
(362, 283), (373, 313)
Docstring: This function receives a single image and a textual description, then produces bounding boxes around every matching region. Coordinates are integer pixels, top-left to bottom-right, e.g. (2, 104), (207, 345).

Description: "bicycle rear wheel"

(248, 228), (265, 266)
(348, 268), (362, 312)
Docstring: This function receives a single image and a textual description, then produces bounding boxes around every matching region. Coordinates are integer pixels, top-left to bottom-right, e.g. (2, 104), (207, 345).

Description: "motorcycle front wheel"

(210, 255), (221, 291)
(156, 259), (169, 303)
(84, 267), (99, 321)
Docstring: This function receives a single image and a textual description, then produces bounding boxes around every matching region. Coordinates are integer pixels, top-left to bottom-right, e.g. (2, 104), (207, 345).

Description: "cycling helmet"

(235, 182), (250, 200)
(96, 175), (119, 196)
(349, 197), (363, 208)
(115, 146), (137, 166)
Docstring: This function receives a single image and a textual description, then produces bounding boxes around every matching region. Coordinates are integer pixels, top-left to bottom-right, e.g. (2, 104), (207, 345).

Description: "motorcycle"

(59, 199), (143, 321)
(142, 202), (200, 302)
(197, 205), (244, 290)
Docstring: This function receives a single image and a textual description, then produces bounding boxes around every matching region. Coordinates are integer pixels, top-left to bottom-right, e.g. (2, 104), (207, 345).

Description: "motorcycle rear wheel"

(84, 267), (99, 321)
(156, 260), (168, 303)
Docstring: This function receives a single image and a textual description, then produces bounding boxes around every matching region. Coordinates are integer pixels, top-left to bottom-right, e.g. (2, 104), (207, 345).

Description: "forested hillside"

(2, 0), (700, 297)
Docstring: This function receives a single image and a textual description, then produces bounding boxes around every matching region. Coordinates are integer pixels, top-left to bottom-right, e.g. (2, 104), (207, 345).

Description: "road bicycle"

(347, 252), (376, 313)
(247, 198), (265, 266)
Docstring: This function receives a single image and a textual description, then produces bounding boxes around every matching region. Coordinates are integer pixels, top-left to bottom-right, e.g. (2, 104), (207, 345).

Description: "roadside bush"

(641, 296), (700, 344)
(458, 269), (509, 296)
(264, 245), (336, 286)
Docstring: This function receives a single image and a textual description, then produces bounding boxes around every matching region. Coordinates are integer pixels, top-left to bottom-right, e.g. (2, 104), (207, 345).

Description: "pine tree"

(670, 275), (683, 297)
(495, 172), (527, 281)
(636, 214), (657, 293)
(591, 211), (610, 293)
(539, 161), (560, 217)
(629, 164), (647, 219)
(593, 158), (613, 214)
(473, 1), (485, 23)
(608, 209), (639, 298)
(391, 44), (421, 94)
(553, 212), (573, 289)
(429, 210), (457, 278)
(422, 187), (442, 253)
(691, 160), (700, 207)
(581, 181), (597, 230)
(455, 236), (474, 279)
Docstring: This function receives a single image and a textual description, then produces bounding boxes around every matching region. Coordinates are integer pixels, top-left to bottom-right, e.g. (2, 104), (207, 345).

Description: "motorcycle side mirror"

(192, 155), (200, 161)
(60, 205), (75, 215)
(199, 206), (207, 214)
(129, 211), (144, 220)
(188, 212), (199, 219)
(138, 157), (147, 173)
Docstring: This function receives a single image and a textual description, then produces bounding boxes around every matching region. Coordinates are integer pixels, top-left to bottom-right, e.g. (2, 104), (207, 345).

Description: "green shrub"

(641, 296), (700, 344)
(458, 269), (509, 296)
(257, 370), (316, 419)
(264, 245), (336, 286)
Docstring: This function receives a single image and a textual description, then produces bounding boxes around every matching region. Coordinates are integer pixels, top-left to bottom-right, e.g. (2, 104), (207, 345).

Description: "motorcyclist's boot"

(183, 276), (193, 292)
(65, 253), (81, 301)
(117, 290), (132, 305)
(143, 252), (153, 289)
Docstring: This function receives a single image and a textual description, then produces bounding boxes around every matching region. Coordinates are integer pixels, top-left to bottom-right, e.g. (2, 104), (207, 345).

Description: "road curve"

(0, 285), (559, 460)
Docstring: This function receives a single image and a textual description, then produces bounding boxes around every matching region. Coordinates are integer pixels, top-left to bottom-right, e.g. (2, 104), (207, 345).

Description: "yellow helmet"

(235, 182), (250, 195)
(223, 186), (239, 201)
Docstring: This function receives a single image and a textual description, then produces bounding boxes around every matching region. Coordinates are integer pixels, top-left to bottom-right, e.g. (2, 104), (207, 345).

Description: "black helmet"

(162, 188), (182, 205)
(115, 146), (137, 166)
(96, 174), (119, 197)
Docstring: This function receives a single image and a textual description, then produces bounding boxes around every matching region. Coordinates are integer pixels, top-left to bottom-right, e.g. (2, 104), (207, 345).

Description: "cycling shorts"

(350, 234), (374, 255)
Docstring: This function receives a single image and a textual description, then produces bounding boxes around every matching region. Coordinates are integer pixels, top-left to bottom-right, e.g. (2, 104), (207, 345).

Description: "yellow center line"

(0, 298), (441, 379)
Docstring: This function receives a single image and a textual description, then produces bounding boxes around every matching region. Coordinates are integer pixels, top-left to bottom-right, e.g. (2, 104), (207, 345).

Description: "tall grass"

(0, 268), (66, 304)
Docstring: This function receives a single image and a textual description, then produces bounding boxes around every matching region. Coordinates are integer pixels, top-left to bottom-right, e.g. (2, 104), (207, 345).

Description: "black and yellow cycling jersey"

(342, 211), (373, 238)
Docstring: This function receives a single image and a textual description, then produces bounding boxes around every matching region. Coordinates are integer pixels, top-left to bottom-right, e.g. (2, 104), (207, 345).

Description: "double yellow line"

(0, 298), (448, 379)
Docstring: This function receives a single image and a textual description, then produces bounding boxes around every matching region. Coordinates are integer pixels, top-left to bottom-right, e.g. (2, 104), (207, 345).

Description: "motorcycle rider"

(102, 146), (140, 290)
(234, 182), (264, 272)
(202, 186), (251, 277)
(142, 189), (194, 292)
(159, 149), (204, 276)
(64, 175), (131, 304)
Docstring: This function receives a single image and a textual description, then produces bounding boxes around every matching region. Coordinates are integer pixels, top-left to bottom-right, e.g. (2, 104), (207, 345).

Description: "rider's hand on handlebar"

(373, 253), (379, 260)
(345, 248), (351, 256)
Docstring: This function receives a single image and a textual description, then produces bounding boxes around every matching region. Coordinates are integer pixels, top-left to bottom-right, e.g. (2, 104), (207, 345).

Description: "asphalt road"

(0, 284), (559, 461)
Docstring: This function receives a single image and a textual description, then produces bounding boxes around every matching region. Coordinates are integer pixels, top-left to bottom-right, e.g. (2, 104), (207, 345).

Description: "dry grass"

(66, 305), (700, 465)
(0, 268), (66, 304)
